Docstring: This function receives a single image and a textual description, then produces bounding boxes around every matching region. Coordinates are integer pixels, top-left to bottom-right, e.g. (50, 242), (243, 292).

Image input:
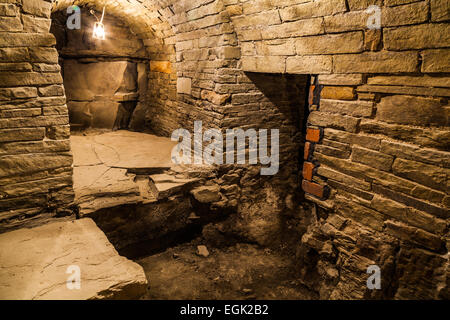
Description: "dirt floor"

(137, 239), (317, 300)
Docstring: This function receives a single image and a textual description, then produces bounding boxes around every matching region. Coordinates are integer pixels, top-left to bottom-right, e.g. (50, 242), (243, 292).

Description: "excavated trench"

(70, 130), (316, 299)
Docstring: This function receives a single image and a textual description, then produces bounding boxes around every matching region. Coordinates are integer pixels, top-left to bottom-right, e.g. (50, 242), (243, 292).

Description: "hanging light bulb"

(91, 6), (106, 40)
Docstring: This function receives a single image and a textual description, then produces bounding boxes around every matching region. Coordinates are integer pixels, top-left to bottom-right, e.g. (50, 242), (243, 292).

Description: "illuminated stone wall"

(0, 0), (448, 299)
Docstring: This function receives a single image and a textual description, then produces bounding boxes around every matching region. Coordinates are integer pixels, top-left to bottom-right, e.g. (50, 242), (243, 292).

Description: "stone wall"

(0, 0), (73, 232)
(0, 0), (449, 299)
(223, 0), (449, 299)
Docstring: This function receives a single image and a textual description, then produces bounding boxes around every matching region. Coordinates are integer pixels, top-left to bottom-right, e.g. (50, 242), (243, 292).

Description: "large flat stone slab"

(0, 218), (147, 300)
(71, 130), (178, 215)
(71, 130), (176, 169)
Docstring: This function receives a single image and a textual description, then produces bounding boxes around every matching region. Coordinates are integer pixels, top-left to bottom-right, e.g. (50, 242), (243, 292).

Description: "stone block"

(29, 47), (58, 63)
(0, 219), (147, 299)
(0, 128), (45, 143)
(0, 62), (32, 71)
(286, 55), (332, 74)
(380, 140), (450, 168)
(371, 195), (446, 234)
(177, 77), (192, 94)
(320, 99), (373, 117)
(317, 166), (371, 191)
(347, 0), (382, 10)
(63, 60), (128, 101)
(241, 56), (286, 73)
(384, 24), (450, 50)
(46, 125), (70, 140)
(324, 128), (381, 150)
(315, 144), (351, 159)
(333, 51), (418, 73)
(255, 40), (296, 56)
(0, 72), (62, 87)
(190, 185), (221, 203)
(0, 108), (41, 118)
(22, 15), (51, 33)
(280, 0), (346, 22)
(308, 111), (361, 133)
(422, 49), (450, 73)
(367, 75), (450, 88)
(385, 220), (444, 251)
(392, 158), (449, 193)
(376, 95), (447, 127)
(373, 184), (448, 219)
(431, 0), (450, 22)
(150, 61), (172, 73)
(0, 153), (73, 178)
(261, 17), (324, 39)
(0, 48), (29, 62)
(319, 74), (363, 86)
(0, 3), (17, 16)
(22, 0), (52, 18)
(0, 15), (22, 31)
(381, 1), (428, 27)
(324, 11), (367, 33)
(295, 32), (363, 55)
(0, 33), (55, 47)
(38, 84), (65, 97)
(364, 29), (381, 51)
(360, 119), (450, 151)
(0, 87), (37, 99)
(351, 146), (394, 171)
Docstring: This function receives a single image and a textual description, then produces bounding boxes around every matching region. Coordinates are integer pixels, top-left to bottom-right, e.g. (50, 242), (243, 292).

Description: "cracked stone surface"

(71, 130), (176, 169)
(0, 218), (147, 300)
(71, 130), (178, 215)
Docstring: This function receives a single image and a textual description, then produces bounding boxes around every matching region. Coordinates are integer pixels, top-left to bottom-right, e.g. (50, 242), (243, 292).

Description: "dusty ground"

(137, 239), (317, 300)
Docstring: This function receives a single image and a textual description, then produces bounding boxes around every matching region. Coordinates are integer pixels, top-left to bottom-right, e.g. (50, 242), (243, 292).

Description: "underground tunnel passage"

(0, 0), (449, 302)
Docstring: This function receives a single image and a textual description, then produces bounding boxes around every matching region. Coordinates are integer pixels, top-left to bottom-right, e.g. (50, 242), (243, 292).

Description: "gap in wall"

(244, 72), (310, 197)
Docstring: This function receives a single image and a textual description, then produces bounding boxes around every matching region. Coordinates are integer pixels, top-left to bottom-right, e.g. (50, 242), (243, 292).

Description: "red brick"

(304, 141), (314, 160)
(303, 162), (315, 181)
(302, 180), (328, 199)
(306, 127), (322, 142)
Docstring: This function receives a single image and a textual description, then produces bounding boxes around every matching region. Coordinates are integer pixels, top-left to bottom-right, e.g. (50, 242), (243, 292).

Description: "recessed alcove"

(50, 7), (148, 131)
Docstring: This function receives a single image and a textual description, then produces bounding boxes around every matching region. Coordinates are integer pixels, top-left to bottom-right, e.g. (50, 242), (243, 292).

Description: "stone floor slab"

(0, 218), (147, 300)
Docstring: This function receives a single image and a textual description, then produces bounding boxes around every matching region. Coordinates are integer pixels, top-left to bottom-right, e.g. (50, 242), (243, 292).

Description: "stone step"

(149, 173), (199, 200)
(0, 218), (147, 300)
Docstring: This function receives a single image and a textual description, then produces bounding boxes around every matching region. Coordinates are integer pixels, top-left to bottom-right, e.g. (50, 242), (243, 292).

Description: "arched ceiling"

(51, 0), (176, 45)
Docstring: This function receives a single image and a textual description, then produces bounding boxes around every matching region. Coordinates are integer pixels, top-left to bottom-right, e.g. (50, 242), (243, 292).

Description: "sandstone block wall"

(0, 0), (449, 299)
(0, 0), (73, 232)
(223, 0), (449, 299)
